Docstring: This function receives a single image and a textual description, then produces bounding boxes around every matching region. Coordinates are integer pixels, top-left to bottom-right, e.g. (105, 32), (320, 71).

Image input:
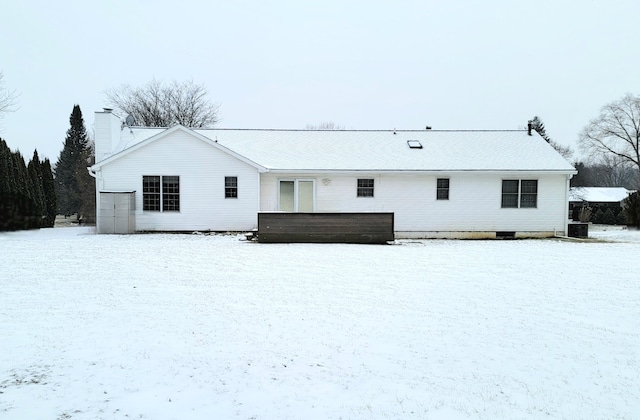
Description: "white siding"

(260, 172), (569, 238)
(97, 130), (260, 232)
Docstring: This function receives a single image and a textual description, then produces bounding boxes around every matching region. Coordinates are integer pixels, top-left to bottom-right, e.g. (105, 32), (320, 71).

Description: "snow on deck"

(1, 227), (639, 419)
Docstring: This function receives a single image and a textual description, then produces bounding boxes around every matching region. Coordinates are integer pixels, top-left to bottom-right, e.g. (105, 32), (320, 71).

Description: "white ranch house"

(90, 109), (576, 238)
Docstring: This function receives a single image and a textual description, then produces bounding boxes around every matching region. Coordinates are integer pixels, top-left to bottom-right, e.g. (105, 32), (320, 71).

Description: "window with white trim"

(436, 178), (449, 200)
(225, 176), (238, 198)
(501, 179), (537, 208)
(143, 175), (180, 212)
(357, 179), (374, 197)
(279, 179), (314, 212)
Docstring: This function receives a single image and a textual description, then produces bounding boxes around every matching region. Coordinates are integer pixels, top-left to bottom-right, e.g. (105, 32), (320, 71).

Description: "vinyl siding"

(260, 172), (569, 238)
(97, 130), (260, 231)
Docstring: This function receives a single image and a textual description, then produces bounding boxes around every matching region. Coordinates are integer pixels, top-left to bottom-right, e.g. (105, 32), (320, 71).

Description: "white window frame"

(142, 175), (180, 212)
(277, 178), (316, 212)
(501, 179), (538, 209)
(357, 178), (375, 197)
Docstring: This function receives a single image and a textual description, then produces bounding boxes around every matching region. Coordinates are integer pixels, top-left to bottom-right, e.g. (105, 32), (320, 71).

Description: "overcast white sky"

(1, 0), (638, 163)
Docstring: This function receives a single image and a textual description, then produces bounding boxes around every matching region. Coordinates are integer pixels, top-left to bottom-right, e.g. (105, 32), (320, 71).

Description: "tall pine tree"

(11, 150), (33, 229)
(41, 158), (57, 227)
(55, 105), (89, 217)
(0, 138), (14, 230)
(75, 141), (96, 223)
(27, 150), (46, 228)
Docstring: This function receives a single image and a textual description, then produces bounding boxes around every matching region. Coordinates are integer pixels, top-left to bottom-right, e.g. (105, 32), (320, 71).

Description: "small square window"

(225, 176), (238, 198)
(437, 178), (449, 200)
(357, 179), (374, 197)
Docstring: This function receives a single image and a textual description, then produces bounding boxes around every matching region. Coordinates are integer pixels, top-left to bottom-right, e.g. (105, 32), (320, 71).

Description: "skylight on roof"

(407, 140), (422, 149)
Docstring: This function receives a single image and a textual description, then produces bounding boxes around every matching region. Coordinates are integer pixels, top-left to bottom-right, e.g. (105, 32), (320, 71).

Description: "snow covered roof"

(569, 187), (633, 203)
(100, 126), (577, 173)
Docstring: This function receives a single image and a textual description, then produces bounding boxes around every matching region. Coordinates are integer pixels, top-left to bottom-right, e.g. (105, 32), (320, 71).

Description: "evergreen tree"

(55, 105), (89, 216)
(529, 116), (551, 142)
(623, 192), (640, 228)
(11, 150), (33, 230)
(0, 138), (14, 231)
(41, 158), (57, 227)
(602, 208), (616, 225)
(529, 116), (574, 160)
(0, 139), (11, 194)
(591, 208), (605, 224)
(75, 142), (96, 223)
(27, 150), (47, 228)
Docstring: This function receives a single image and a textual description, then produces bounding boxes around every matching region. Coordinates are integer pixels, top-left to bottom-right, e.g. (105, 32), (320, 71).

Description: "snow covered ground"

(1, 226), (639, 419)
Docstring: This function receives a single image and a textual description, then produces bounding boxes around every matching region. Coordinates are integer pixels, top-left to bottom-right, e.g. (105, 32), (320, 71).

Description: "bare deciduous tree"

(105, 79), (219, 128)
(594, 154), (637, 188)
(572, 157), (637, 189)
(305, 121), (346, 130)
(578, 93), (640, 188)
(0, 71), (19, 123)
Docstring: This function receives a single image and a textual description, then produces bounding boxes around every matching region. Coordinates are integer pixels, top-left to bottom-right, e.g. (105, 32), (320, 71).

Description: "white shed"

(97, 191), (135, 234)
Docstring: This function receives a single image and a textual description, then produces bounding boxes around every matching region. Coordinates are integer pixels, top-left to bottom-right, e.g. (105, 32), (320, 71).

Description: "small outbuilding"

(97, 191), (136, 234)
(569, 187), (633, 221)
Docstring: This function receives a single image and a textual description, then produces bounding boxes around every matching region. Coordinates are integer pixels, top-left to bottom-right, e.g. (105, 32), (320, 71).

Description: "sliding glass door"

(279, 179), (314, 212)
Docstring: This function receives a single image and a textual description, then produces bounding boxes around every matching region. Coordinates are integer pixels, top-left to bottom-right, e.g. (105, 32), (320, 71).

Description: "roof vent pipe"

(527, 121), (532, 136)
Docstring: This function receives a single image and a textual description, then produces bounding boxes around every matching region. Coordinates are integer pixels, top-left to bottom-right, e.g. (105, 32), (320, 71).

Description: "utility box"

(98, 191), (136, 234)
(568, 222), (588, 238)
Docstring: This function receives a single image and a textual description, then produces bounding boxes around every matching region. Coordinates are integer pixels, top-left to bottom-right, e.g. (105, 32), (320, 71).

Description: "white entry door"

(279, 180), (314, 212)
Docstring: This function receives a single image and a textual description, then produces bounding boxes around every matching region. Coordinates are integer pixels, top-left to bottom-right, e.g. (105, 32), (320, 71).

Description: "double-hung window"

(225, 176), (238, 198)
(142, 176), (161, 211)
(501, 180), (537, 208)
(520, 180), (538, 208)
(436, 178), (449, 200)
(143, 175), (180, 212)
(357, 179), (374, 197)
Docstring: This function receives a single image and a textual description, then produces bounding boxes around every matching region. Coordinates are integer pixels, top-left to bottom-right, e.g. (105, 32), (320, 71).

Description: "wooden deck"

(257, 212), (394, 244)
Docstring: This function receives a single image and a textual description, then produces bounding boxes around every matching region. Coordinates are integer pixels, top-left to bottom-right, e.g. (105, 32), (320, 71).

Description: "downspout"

(563, 174), (572, 236)
(88, 167), (102, 231)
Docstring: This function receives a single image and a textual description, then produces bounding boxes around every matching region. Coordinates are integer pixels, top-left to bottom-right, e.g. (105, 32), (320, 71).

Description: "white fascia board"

(264, 169), (578, 175)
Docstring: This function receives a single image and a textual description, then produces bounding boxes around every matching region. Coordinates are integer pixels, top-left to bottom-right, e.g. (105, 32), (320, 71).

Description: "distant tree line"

(0, 139), (56, 231)
(571, 159), (638, 190)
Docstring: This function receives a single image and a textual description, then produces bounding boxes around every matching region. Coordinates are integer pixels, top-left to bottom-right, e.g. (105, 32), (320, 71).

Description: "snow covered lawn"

(1, 227), (639, 419)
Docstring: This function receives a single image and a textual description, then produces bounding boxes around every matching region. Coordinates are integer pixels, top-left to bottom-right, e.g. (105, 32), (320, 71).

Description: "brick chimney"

(94, 108), (122, 162)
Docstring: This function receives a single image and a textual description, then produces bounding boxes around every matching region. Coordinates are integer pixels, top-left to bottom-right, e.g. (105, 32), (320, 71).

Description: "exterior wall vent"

(496, 231), (516, 239)
(407, 140), (422, 149)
